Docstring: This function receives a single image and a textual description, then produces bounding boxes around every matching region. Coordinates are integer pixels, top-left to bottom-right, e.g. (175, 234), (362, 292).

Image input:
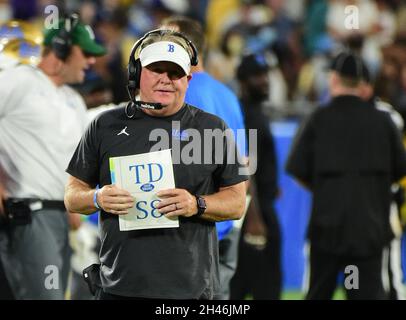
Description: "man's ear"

(51, 51), (64, 72)
(187, 74), (193, 83)
(328, 72), (338, 90)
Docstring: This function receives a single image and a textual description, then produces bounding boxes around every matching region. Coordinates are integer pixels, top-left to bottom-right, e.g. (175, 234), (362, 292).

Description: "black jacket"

(286, 95), (406, 256)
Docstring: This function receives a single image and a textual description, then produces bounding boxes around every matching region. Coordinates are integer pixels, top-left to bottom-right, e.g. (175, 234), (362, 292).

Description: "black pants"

(306, 246), (387, 300)
(0, 258), (14, 300)
(230, 212), (282, 300)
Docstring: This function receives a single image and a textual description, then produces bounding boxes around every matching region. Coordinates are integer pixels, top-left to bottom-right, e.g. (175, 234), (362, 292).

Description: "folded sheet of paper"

(109, 149), (178, 231)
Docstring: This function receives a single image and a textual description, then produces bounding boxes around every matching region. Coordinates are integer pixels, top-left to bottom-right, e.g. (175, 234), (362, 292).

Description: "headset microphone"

(133, 101), (163, 110)
(124, 100), (164, 119)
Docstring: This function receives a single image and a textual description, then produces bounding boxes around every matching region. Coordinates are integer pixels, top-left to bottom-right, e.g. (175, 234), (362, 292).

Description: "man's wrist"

(194, 195), (206, 217)
(93, 189), (101, 210)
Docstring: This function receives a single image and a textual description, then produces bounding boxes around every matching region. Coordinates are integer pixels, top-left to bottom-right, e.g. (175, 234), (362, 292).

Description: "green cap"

(43, 20), (106, 56)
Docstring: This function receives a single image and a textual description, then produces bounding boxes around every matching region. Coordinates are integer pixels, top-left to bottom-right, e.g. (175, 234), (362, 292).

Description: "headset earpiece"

(127, 55), (142, 91)
(187, 40), (198, 67)
(52, 13), (79, 61)
(127, 31), (151, 93)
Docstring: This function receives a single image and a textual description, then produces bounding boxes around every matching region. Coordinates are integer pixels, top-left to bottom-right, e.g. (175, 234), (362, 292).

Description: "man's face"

(139, 61), (191, 116)
(245, 71), (269, 101)
(61, 45), (96, 84)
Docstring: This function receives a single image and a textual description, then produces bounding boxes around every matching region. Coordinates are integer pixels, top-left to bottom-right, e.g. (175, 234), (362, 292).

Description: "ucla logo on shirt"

(129, 163), (163, 192)
(167, 44), (175, 52)
(172, 129), (188, 141)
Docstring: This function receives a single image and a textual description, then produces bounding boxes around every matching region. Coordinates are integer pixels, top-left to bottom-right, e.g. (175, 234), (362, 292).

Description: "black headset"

(51, 13), (79, 61)
(126, 29), (199, 102)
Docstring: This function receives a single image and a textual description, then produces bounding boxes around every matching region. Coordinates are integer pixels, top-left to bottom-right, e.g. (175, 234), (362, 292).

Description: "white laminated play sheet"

(109, 149), (178, 231)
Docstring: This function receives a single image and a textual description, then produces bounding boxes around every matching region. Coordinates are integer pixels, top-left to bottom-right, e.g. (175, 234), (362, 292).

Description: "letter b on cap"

(167, 44), (174, 52)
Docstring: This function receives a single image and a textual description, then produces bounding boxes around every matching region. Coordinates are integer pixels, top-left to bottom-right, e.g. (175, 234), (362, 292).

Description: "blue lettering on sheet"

(135, 200), (163, 219)
(135, 201), (148, 219)
(129, 163), (163, 185)
(129, 164), (145, 184)
(148, 163), (163, 182)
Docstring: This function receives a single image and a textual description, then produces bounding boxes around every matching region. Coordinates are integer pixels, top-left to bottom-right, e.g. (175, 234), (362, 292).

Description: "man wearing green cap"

(0, 15), (106, 299)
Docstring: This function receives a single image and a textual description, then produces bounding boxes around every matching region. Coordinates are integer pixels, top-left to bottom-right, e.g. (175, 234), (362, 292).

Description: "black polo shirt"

(67, 103), (247, 298)
(286, 95), (406, 257)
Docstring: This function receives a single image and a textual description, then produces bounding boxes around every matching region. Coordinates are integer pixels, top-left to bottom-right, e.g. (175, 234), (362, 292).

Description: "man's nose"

(159, 71), (171, 82)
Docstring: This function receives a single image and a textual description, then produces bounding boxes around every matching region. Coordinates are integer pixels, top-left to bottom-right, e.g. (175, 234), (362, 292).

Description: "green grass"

(243, 288), (346, 300)
(282, 288), (346, 300)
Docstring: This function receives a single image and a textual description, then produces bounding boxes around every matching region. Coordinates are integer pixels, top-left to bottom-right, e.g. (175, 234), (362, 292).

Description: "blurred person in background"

(93, 7), (129, 104)
(206, 0), (293, 109)
(0, 14), (106, 299)
(230, 53), (282, 300)
(286, 51), (406, 300)
(0, 19), (41, 300)
(359, 61), (405, 300)
(375, 47), (406, 130)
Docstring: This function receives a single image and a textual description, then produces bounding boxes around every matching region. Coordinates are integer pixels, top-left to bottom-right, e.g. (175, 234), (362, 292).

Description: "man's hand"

(97, 184), (135, 215)
(156, 188), (198, 218)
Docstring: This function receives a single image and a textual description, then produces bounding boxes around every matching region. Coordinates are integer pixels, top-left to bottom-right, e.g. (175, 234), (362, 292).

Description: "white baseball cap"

(139, 41), (191, 75)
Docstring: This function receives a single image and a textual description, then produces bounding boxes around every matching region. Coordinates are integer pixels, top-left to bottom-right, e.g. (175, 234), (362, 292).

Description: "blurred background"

(1, 0), (406, 299)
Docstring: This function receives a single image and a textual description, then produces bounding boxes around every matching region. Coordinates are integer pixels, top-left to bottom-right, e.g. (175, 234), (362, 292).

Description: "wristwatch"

(195, 195), (207, 217)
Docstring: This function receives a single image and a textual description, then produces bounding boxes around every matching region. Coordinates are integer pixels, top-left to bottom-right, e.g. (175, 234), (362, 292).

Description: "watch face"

(197, 197), (206, 209)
